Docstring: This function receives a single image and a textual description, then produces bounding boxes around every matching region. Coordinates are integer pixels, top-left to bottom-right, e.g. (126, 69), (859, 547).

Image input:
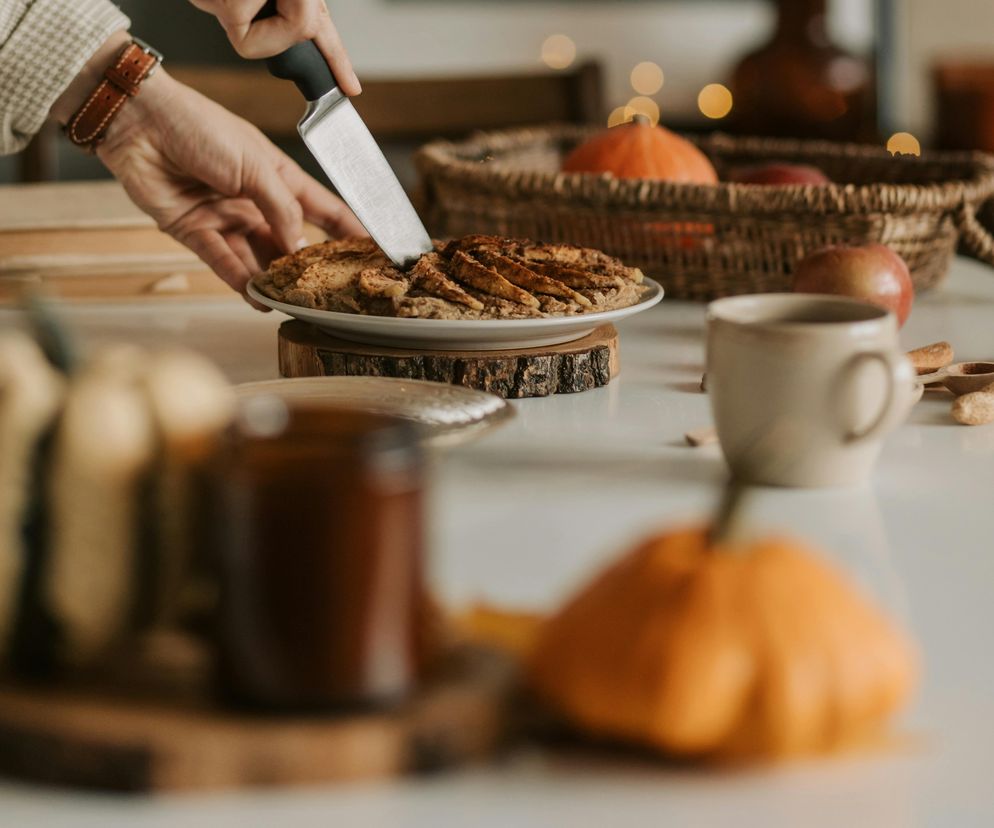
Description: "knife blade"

(253, 2), (433, 268)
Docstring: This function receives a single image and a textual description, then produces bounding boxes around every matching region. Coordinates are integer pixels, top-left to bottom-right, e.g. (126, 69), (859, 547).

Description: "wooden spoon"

(915, 361), (994, 396)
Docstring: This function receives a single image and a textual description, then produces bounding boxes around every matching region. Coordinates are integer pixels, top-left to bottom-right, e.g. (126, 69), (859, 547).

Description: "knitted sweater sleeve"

(0, 0), (130, 154)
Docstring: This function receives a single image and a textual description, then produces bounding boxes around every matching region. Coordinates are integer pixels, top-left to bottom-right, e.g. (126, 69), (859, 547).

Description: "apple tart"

(253, 235), (648, 320)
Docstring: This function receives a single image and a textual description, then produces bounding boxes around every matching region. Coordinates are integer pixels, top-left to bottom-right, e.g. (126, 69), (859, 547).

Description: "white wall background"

(894, 0), (994, 137)
(11, 0), (990, 183)
(331, 0), (874, 123)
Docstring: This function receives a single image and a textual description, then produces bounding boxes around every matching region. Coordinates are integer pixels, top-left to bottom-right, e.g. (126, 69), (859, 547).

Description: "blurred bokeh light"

(607, 105), (635, 128)
(541, 34), (576, 70)
(887, 132), (922, 156)
(698, 83), (733, 119)
(630, 62), (664, 96)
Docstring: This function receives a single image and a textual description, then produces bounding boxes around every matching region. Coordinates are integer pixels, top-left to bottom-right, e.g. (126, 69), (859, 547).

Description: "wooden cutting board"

(0, 181), (320, 301)
(0, 181), (153, 232)
(278, 321), (620, 398)
(0, 181), (212, 301)
(0, 645), (514, 792)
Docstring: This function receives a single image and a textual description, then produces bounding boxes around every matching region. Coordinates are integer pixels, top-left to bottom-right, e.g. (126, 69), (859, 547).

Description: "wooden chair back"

(15, 61), (603, 182)
(168, 61), (603, 141)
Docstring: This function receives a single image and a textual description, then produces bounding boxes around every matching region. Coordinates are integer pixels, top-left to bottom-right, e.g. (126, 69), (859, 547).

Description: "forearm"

(0, 0), (130, 155)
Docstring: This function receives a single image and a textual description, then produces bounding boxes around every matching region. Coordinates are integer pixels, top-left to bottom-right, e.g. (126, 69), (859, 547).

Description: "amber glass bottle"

(729, 0), (876, 141)
(211, 404), (428, 711)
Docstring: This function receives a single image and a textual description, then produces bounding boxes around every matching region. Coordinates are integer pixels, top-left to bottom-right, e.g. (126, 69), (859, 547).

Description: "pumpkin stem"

(630, 114), (652, 127)
(709, 479), (749, 546)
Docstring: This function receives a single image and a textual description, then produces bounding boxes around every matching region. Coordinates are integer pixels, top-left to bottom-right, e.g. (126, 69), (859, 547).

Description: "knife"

(253, 1), (433, 268)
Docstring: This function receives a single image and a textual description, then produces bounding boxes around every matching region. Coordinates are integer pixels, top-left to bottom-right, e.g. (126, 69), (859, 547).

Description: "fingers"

(299, 176), (366, 238)
(276, 153), (367, 238)
(179, 226), (254, 295)
(246, 224), (285, 269)
(166, 199), (274, 310)
(182, 228), (271, 311)
(189, 0), (268, 56)
(310, 5), (361, 96)
(225, 230), (264, 275)
(202, 0), (361, 95)
(240, 155), (305, 254)
(227, 12), (301, 58)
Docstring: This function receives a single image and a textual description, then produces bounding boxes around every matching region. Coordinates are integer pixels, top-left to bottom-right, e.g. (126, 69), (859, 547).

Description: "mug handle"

(842, 350), (906, 444)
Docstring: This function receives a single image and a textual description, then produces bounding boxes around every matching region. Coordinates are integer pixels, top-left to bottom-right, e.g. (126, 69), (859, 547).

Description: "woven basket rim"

(414, 125), (994, 217)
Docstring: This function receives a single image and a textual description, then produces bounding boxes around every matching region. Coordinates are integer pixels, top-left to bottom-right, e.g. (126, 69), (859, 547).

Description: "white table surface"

(3, 257), (994, 826)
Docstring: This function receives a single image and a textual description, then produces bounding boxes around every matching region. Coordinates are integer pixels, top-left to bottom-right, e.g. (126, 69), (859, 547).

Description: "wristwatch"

(65, 37), (163, 151)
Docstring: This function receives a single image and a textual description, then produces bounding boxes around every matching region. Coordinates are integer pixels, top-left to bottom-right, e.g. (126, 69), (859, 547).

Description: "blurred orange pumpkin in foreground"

(528, 521), (918, 761)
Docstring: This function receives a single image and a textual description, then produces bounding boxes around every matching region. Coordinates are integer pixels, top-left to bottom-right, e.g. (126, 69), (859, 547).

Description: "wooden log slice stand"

(277, 321), (620, 399)
(0, 645), (512, 793)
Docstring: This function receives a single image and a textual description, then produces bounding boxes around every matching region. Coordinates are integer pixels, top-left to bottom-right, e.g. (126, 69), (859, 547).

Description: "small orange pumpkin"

(562, 115), (718, 184)
(528, 518), (918, 761)
(563, 116), (717, 250)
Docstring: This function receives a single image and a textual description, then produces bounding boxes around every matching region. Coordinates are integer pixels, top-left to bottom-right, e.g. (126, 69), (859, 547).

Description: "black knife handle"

(253, 0), (337, 102)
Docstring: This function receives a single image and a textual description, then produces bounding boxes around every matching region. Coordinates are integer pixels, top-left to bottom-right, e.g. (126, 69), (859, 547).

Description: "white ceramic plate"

(234, 376), (513, 447)
(247, 277), (664, 351)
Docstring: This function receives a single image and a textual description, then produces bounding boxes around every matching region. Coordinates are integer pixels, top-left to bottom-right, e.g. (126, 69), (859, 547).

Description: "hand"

(94, 71), (365, 305)
(189, 0), (360, 95)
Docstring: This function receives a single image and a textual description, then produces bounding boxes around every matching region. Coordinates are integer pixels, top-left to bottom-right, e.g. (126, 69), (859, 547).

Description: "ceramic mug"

(706, 294), (915, 488)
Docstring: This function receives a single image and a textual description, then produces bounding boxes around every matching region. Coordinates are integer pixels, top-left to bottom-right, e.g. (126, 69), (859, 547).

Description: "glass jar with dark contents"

(209, 399), (427, 711)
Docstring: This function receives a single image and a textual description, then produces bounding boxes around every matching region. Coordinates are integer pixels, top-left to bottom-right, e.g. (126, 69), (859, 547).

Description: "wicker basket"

(414, 126), (994, 300)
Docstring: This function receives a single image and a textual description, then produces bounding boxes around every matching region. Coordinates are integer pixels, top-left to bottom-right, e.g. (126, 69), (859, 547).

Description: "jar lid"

(231, 396), (423, 468)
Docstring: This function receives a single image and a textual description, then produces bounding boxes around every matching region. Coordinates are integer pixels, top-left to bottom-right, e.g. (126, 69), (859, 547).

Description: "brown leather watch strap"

(66, 40), (161, 150)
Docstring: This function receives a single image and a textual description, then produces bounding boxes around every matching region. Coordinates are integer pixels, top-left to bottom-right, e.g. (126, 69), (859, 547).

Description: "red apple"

(728, 162), (831, 186)
(792, 243), (914, 327)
